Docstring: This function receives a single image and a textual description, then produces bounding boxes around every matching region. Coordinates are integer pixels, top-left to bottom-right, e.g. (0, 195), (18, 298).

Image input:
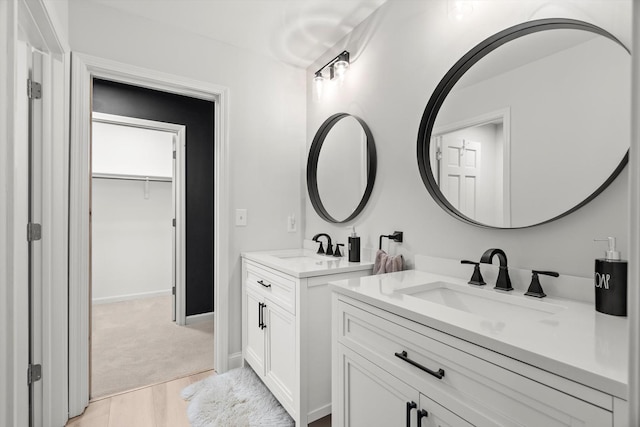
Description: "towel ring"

(379, 231), (404, 250)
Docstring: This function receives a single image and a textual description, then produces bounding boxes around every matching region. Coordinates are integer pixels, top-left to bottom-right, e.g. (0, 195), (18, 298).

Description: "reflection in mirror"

(307, 113), (376, 223)
(317, 116), (367, 221)
(419, 19), (630, 228)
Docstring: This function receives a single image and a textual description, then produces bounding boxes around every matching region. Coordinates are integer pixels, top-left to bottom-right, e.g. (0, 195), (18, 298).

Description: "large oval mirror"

(307, 113), (377, 223)
(417, 19), (630, 228)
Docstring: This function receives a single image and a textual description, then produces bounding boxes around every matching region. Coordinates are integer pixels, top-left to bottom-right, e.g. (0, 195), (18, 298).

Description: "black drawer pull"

(260, 303), (267, 329)
(395, 350), (445, 379)
(406, 401), (417, 427)
(257, 279), (271, 288)
(417, 409), (429, 427)
(258, 302), (264, 329)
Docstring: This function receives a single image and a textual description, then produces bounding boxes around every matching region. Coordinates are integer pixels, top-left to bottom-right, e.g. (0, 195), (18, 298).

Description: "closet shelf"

(92, 173), (172, 182)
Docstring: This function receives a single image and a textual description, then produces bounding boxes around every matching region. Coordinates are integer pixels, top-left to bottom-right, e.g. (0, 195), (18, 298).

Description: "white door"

(172, 135), (177, 321)
(19, 40), (45, 427)
(439, 137), (481, 220)
(264, 303), (295, 407)
(418, 394), (473, 427)
(336, 345), (420, 427)
(245, 291), (265, 374)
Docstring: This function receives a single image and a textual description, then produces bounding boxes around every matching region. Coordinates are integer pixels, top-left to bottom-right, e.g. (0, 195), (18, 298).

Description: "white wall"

(69, 1), (306, 354)
(306, 1), (631, 284)
(91, 123), (174, 303)
(92, 179), (173, 303)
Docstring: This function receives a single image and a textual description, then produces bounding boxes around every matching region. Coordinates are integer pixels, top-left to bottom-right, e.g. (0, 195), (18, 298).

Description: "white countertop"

(242, 248), (374, 278)
(329, 269), (628, 399)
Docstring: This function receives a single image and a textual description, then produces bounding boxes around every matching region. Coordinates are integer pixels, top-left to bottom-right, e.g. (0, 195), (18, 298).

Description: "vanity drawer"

(337, 299), (612, 427)
(245, 262), (296, 314)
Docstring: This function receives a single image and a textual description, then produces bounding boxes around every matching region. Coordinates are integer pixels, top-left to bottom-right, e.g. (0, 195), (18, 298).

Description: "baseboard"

(92, 289), (171, 305)
(309, 404), (331, 423)
(228, 352), (243, 370)
(185, 312), (214, 325)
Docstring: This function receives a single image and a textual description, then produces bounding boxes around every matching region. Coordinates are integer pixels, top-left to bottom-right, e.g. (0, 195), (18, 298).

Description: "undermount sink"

(274, 251), (331, 262)
(397, 281), (566, 321)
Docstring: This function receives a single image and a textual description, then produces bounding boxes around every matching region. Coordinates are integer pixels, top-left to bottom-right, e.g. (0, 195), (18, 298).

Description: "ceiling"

(87, 0), (387, 68)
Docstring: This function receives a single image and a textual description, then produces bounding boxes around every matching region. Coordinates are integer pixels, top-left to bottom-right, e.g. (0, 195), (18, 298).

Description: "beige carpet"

(91, 295), (214, 399)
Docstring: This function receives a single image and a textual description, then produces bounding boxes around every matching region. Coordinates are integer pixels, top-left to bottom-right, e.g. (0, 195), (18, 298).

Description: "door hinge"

(28, 364), (42, 385)
(27, 223), (42, 242)
(27, 79), (42, 99)
(172, 286), (176, 295)
(173, 150), (176, 159)
(172, 218), (176, 227)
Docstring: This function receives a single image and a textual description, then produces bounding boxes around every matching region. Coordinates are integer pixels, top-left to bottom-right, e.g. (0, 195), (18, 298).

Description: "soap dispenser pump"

(348, 226), (361, 262)
(594, 237), (627, 316)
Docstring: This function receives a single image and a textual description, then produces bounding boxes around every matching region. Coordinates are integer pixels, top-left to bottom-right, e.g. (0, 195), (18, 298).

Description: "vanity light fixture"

(313, 50), (350, 100)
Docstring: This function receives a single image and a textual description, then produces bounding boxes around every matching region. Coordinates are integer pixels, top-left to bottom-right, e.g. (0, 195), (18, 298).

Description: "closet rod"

(92, 173), (172, 182)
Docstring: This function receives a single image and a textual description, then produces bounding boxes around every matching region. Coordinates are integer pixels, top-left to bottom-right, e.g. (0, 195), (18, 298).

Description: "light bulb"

(333, 60), (349, 78)
(313, 72), (324, 101)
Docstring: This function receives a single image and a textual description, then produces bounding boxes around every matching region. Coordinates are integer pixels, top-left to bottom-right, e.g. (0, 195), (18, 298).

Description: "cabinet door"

(336, 344), (420, 427)
(245, 291), (265, 375)
(418, 394), (473, 427)
(264, 302), (295, 406)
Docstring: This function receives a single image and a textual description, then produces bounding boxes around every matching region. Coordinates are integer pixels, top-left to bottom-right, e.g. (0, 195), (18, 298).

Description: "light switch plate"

(236, 209), (247, 226)
(287, 214), (296, 232)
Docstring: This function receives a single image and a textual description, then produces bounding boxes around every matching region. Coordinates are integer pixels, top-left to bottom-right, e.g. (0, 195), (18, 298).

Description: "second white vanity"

(242, 248), (373, 426)
(330, 256), (629, 427)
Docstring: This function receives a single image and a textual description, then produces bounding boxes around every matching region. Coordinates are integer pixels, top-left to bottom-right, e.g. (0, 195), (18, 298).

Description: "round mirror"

(417, 19), (630, 228)
(307, 113), (377, 223)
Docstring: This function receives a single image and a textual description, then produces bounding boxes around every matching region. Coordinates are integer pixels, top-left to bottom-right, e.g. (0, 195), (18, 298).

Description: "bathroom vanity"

(242, 248), (373, 426)
(330, 256), (628, 427)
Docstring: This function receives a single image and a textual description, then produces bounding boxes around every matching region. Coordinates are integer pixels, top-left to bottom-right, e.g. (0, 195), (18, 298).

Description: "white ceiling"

(87, 0), (387, 68)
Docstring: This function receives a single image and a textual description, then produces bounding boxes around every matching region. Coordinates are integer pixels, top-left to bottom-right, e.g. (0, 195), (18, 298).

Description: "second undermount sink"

(273, 251), (332, 262)
(397, 281), (566, 321)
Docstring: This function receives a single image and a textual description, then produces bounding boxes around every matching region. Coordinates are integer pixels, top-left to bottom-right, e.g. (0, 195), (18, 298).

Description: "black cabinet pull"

(417, 409), (429, 427)
(406, 401), (417, 427)
(261, 303), (267, 329)
(395, 350), (445, 379)
(258, 302), (263, 329)
(257, 279), (271, 288)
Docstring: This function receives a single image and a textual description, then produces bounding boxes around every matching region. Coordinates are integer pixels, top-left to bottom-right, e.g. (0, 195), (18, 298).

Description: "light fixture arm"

(315, 50), (350, 80)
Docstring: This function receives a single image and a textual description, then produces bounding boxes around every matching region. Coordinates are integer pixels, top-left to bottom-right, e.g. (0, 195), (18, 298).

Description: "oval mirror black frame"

(307, 113), (377, 223)
(417, 18), (630, 229)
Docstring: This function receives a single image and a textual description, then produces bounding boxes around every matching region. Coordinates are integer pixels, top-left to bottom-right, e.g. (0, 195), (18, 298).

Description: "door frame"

(1, 0), (69, 426)
(91, 112), (187, 324)
(68, 52), (230, 416)
(432, 108), (511, 227)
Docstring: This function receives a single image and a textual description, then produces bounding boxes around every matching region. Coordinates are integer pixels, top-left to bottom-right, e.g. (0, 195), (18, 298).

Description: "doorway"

(89, 113), (207, 398)
(68, 54), (231, 417)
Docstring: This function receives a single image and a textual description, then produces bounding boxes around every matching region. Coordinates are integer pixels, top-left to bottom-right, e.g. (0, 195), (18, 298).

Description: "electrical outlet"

(235, 209), (247, 226)
(287, 214), (296, 232)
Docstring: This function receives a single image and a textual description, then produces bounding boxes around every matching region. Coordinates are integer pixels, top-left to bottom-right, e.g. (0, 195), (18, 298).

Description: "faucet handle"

(316, 241), (325, 254)
(334, 244), (344, 257)
(525, 270), (559, 298)
(461, 260), (486, 286)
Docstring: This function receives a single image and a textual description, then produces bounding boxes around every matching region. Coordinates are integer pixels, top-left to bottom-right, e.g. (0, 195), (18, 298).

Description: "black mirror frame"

(307, 113), (377, 223)
(417, 18), (630, 229)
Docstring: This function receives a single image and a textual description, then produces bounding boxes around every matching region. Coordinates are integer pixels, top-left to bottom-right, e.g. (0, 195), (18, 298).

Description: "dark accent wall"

(92, 78), (214, 316)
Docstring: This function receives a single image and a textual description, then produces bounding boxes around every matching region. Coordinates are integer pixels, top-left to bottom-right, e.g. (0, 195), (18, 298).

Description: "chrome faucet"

(480, 248), (513, 291)
(312, 233), (333, 256)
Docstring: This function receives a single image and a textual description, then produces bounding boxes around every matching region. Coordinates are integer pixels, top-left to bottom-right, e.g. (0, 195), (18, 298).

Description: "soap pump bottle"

(348, 227), (361, 262)
(594, 237), (627, 316)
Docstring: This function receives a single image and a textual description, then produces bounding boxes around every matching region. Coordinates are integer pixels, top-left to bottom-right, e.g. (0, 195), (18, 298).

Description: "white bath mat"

(181, 366), (294, 427)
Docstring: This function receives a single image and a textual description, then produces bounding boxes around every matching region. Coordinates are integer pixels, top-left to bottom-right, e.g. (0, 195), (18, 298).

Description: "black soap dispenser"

(594, 237), (627, 316)
(348, 227), (360, 262)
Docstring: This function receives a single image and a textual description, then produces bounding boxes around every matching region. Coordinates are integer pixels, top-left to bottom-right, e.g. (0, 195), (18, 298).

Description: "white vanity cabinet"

(332, 296), (621, 427)
(242, 252), (373, 426)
